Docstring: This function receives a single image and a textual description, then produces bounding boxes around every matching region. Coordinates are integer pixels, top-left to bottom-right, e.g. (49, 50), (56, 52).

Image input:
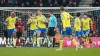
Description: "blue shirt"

(48, 15), (57, 27)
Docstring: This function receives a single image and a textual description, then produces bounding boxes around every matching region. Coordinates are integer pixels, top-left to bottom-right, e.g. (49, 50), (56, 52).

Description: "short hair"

(76, 13), (80, 17)
(60, 6), (65, 11)
(38, 9), (42, 12)
(11, 12), (15, 15)
(83, 13), (88, 15)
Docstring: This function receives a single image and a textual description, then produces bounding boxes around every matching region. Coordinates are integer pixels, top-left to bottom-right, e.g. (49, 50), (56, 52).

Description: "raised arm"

(69, 13), (74, 20)
(42, 15), (48, 23)
(27, 18), (31, 24)
(3, 17), (8, 25)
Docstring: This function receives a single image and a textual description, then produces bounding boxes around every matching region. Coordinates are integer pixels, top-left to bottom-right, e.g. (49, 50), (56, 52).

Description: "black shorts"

(47, 27), (55, 36)
(16, 32), (22, 38)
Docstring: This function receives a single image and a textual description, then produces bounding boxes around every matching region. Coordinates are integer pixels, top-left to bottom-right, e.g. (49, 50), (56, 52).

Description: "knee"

(33, 33), (36, 37)
(37, 31), (41, 36)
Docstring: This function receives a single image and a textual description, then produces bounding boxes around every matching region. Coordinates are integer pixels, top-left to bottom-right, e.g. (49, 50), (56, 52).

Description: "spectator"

(95, 2), (99, 7)
(0, 0), (5, 7)
(49, 3), (53, 7)
(33, 1), (38, 7)
(0, 0), (78, 7)
(48, 0), (52, 7)
(14, 0), (18, 7)
(21, 3), (24, 7)
(68, 2), (76, 7)
(91, 0), (96, 7)
(53, 1), (59, 7)
(39, 3), (43, 7)
(61, 0), (67, 7)
(91, 0), (100, 7)
(6, 0), (12, 7)
(25, 1), (30, 7)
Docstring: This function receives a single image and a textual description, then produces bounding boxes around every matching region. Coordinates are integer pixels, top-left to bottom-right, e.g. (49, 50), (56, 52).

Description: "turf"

(0, 47), (100, 56)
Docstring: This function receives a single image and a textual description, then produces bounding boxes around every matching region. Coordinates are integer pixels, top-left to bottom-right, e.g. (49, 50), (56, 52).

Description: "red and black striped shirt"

(15, 20), (24, 32)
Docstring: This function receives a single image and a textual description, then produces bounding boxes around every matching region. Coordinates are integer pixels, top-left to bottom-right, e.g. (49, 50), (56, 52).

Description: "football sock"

(59, 40), (63, 48)
(9, 37), (12, 46)
(33, 37), (36, 43)
(85, 36), (89, 44)
(37, 38), (40, 46)
(71, 38), (77, 46)
(13, 38), (16, 47)
(53, 38), (55, 47)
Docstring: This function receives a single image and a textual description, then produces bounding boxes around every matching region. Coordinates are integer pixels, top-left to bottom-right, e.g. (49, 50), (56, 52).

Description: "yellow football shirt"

(7, 16), (17, 29)
(61, 12), (73, 28)
(81, 18), (91, 30)
(27, 17), (37, 30)
(74, 17), (81, 31)
(37, 15), (46, 28)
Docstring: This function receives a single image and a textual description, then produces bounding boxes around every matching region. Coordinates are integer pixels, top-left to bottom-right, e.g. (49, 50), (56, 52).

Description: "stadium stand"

(79, 0), (93, 7)
(1, 0), (100, 7)
(0, 0), (81, 7)
(90, 0), (100, 7)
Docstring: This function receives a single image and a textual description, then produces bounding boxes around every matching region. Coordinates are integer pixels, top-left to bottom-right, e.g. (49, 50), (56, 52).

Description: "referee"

(47, 11), (57, 47)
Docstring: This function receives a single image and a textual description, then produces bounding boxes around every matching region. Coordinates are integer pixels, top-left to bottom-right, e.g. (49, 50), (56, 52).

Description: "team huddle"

(4, 9), (57, 48)
(3, 6), (93, 51)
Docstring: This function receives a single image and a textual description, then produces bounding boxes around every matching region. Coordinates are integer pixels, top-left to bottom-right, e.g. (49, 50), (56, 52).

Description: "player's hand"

(3, 22), (7, 25)
(54, 28), (57, 31)
(40, 19), (45, 22)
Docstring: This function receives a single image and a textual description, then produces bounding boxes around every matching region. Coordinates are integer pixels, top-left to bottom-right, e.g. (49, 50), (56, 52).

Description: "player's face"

(11, 12), (16, 18)
(32, 13), (36, 17)
(48, 12), (51, 16)
(83, 15), (87, 19)
(37, 10), (42, 15)
(18, 18), (21, 21)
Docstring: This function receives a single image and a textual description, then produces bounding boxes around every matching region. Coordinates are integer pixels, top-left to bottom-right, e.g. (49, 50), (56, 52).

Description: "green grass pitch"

(0, 47), (100, 56)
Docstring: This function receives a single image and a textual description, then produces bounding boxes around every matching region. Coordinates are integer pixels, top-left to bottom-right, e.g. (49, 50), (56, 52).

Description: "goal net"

(0, 7), (100, 37)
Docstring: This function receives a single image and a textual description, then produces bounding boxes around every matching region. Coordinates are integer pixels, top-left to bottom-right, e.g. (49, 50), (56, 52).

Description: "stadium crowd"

(0, 0), (77, 7)
(90, 0), (100, 7)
